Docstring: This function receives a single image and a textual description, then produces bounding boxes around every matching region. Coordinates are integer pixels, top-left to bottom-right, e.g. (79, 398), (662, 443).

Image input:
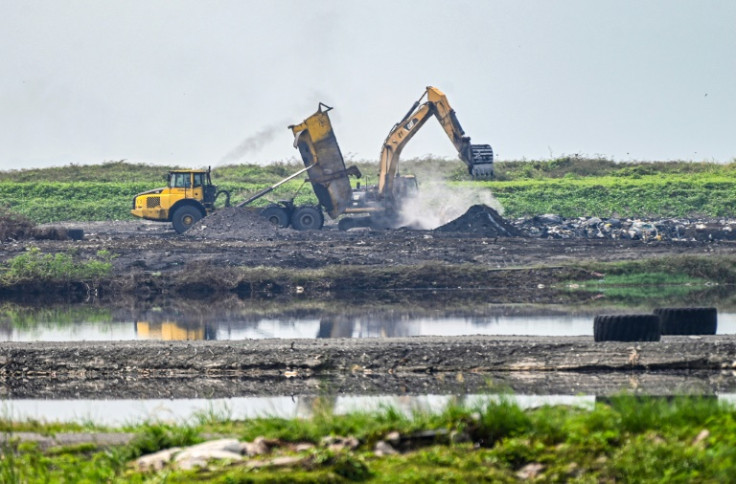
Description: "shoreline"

(3, 336), (736, 399)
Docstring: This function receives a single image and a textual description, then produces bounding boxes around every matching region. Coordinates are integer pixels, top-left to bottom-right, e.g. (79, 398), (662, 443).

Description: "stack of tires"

(593, 307), (717, 342)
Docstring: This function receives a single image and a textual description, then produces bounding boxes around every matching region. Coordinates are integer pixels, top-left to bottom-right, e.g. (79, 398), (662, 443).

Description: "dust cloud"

(398, 178), (504, 230)
(221, 122), (287, 164)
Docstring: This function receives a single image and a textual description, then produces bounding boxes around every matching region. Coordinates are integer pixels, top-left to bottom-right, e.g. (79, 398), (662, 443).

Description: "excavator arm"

(378, 86), (494, 197)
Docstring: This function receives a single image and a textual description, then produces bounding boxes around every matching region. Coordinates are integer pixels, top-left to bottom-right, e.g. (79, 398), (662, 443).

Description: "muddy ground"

(0, 214), (731, 309)
(3, 336), (736, 399)
(2, 215), (732, 290)
(3, 209), (736, 399)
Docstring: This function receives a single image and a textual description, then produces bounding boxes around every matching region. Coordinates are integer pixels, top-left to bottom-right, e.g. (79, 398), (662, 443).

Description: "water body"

(2, 307), (735, 342)
(2, 394), (599, 426)
(7, 394), (736, 426)
(3, 300), (733, 424)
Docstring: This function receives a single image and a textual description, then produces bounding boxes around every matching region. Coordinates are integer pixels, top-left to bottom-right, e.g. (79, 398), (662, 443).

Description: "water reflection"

(2, 306), (736, 342)
(0, 307), (736, 341)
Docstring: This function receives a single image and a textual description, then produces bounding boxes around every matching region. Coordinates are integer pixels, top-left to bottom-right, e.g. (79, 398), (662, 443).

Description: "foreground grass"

(2, 158), (736, 223)
(2, 396), (736, 482)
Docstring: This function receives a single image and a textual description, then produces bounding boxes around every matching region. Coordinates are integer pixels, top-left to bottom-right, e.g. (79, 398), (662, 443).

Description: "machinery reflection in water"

(135, 321), (218, 341)
(8, 302), (735, 343)
(133, 314), (416, 341)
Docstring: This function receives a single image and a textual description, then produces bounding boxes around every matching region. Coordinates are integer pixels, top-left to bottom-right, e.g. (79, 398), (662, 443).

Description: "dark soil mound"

(435, 205), (522, 236)
(186, 207), (281, 239)
(0, 208), (35, 241)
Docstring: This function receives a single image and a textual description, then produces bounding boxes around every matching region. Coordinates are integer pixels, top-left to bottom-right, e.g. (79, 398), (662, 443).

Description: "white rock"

(134, 447), (182, 472)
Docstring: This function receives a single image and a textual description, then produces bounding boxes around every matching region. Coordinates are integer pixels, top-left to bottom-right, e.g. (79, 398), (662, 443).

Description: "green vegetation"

(0, 247), (114, 285)
(0, 303), (113, 331)
(1, 158), (736, 222)
(2, 396), (736, 482)
(570, 271), (711, 302)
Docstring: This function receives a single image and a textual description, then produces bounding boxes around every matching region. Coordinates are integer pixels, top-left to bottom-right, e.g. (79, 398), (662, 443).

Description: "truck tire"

(67, 229), (84, 240)
(260, 205), (290, 228)
(593, 314), (661, 342)
(172, 206), (202, 234)
(654, 307), (717, 335)
(291, 206), (324, 231)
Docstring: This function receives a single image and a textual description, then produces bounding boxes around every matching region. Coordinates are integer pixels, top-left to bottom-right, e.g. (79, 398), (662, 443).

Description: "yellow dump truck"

(131, 104), (357, 233)
(131, 168), (228, 233)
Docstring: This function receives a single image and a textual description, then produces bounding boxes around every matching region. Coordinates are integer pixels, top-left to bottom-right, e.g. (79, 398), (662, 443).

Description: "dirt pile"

(186, 207), (281, 239)
(1, 208), (83, 241)
(0, 207), (35, 240)
(434, 205), (522, 236)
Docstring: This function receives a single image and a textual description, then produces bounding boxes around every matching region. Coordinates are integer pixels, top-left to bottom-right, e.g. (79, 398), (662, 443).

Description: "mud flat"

(3, 336), (736, 399)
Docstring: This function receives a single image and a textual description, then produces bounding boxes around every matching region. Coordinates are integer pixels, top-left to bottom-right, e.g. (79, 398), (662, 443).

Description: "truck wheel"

(260, 205), (290, 228)
(172, 206), (202, 234)
(291, 206), (324, 230)
(593, 314), (661, 342)
(654, 307), (717, 335)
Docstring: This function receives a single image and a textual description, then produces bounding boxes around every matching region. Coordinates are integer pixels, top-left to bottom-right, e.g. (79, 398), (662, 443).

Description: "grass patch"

(572, 272), (710, 300)
(567, 258), (734, 304)
(2, 396), (736, 482)
(0, 247), (114, 285)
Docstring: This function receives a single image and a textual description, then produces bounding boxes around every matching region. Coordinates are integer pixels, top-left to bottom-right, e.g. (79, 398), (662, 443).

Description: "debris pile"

(514, 214), (736, 241)
(185, 207), (280, 239)
(435, 205), (522, 236)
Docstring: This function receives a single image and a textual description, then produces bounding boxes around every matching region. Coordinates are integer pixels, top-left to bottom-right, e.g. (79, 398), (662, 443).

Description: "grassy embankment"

(2, 157), (736, 223)
(2, 396), (736, 482)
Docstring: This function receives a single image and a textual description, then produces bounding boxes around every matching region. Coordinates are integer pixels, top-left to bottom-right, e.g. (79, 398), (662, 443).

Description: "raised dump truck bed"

(289, 103), (359, 220)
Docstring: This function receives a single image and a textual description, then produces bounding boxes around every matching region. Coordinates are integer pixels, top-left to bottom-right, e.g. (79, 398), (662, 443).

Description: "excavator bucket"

(468, 144), (494, 178)
(289, 104), (357, 219)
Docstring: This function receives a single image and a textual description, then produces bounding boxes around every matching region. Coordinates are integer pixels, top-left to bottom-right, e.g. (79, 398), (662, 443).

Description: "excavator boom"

(378, 86), (493, 196)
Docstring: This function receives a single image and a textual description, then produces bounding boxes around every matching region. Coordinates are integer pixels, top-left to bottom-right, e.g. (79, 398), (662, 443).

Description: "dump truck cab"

(131, 168), (223, 233)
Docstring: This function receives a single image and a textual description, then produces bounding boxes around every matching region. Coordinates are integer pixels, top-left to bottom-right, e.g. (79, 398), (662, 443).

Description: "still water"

(2, 395), (599, 426)
(7, 394), (736, 426)
(3, 310), (736, 342)
(3, 301), (734, 425)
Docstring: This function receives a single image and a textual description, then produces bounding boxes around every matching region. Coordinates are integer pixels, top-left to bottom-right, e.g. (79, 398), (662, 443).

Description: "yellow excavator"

(333, 86), (494, 229)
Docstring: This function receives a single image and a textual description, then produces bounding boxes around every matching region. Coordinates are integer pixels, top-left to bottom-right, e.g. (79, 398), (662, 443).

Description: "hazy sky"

(1, 0), (734, 170)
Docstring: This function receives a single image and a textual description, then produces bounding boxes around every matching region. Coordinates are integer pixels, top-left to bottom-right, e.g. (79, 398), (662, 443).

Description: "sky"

(1, 0), (735, 170)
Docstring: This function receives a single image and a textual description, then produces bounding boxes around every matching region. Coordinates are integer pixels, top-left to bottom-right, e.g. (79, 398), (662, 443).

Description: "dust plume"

(398, 175), (503, 230)
(221, 122), (286, 164)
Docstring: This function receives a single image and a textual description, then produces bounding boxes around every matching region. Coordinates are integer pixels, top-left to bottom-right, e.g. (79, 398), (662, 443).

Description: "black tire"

(291, 206), (324, 231)
(654, 307), (717, 335)
(67, 229), (84, 240)
(594, 314), (661, 342)
(171, 205), (203, 234)
(260, 205), (290, 228)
